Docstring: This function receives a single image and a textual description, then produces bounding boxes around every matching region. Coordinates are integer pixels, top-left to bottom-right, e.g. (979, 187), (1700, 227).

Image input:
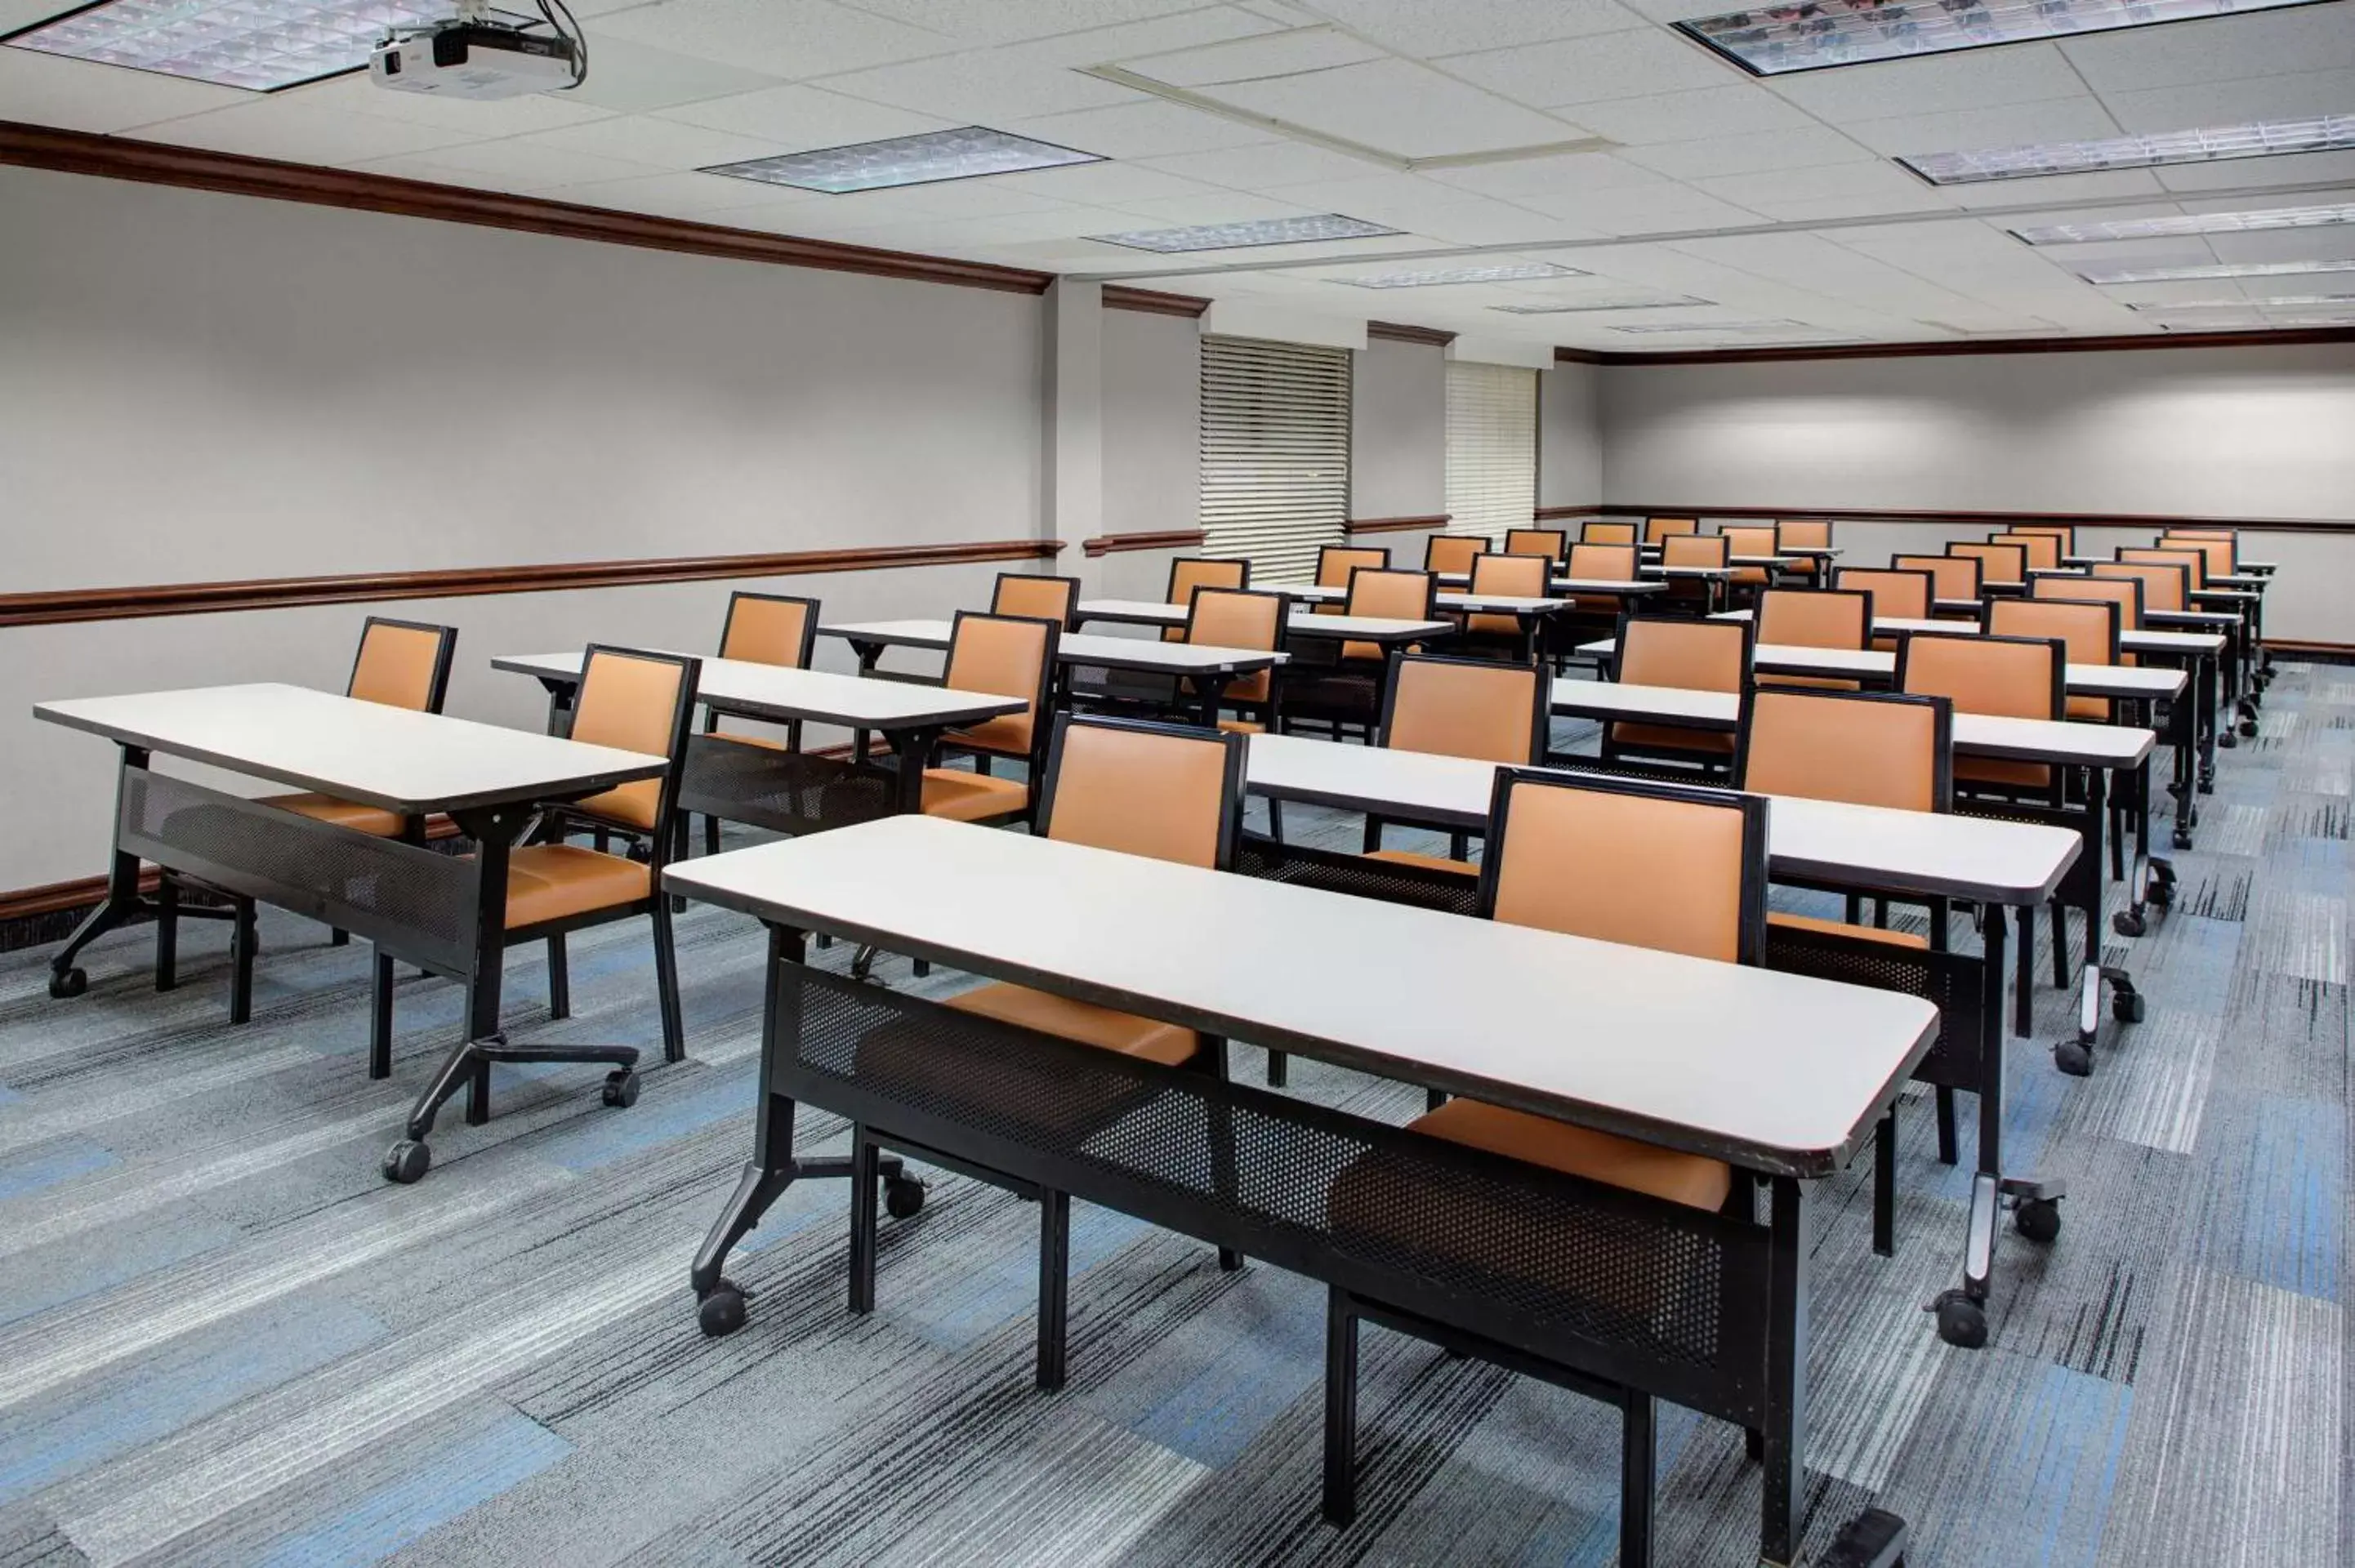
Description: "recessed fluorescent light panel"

(2127, 293), (2355, 310)
(703, 127), (1100, 193)
(1331, 262), (1586, 288)
(1493, 296), (1713, 314)
(2078, 257), (2355, 284)
(2, 0), (530, 91)
(2011, 203), (2355, 245)
(1677, 0), (2329, 77)
(1087, 214), (1403, 253)
(1902, 117), (2355, 185)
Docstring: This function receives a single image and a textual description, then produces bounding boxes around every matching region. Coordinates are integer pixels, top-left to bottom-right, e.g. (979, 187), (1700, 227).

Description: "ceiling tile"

(372, 136), (671, 189)
(1516, 184), (1762, 234)
(294, 71), (617, 135)
(543, 169), (805, 220)
(0, 44), (250, 134)
(1302, 0), (1642, 56)
(1390, 201), (1591, 244)
(1424, 150), (1668, 199)
(133, 100), (485, 164)
(997, 7), (1294, 69)
(1938, 167), (2168, 207)
(512, 115), (787, 171)
(991, 160), (1234, 205)
(558, 38), (786, 114)
(818, 50), (1144, 121)
(1000, 100), (1282, 160)
(1440, 28), (1737, 109)
(1091, 190), (1322, 225)
(1564, 84), (1818, 145)
(1694, 160), (1949, 213)
(1836, 98), (2123, 159)
(2101, 69), (2355, 135)
(1619, 126), (1877, 180)
(1763, 44), (2090, 122)
(1204, 59), (1595, 158)
(1118, 26), (1383, 86)
(2060, 7), (2355, 92)
(2157, 149), (2355, 192)
(1138, 139), (1386, 189)
(838, 0), (1210, 46)
(653, 83), (948, 146)
(586, 0), (954, 80)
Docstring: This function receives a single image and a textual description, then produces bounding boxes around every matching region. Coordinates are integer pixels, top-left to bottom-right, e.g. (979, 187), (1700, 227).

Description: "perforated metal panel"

(1765, 925), (1982, 1093)
(680, 737), (899, 836)
(1235, 841), (1480, 916)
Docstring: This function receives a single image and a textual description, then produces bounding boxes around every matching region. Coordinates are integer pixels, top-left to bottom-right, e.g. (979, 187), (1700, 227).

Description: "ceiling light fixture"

(1492, 296), (1714, 313)
(2126, 292), (2355, 310)
(2078, 256), (2355, 283)
(2, 0), (537, 91)
(704, 127), (1101, 194)
(1677, 0), (2329, 77)
(1902, 116), (2355, 185)
(1088, 214), (1403, 253)
(2010, 202), (2355, 244)
(1331, 262), (1586, 288)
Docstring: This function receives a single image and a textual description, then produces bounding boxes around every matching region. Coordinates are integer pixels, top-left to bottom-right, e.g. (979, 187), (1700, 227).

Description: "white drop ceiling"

(5, 0), (2355, 348)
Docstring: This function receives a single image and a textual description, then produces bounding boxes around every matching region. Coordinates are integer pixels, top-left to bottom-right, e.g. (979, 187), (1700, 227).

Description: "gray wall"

(1350, 338), (1446, 522)
(1093, 306), (1200, 600)
(1539, 360), (1602, 512)
(0, 165), (1048, 890)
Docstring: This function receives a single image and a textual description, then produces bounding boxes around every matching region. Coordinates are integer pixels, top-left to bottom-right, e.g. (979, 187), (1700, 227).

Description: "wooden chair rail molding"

(1581, 504), (2355, 534)
(1558, 325), (2355, 364)
(0, 538), (1065, 629)
(1081, 529), (1207, 558)
(1101, 286), (1210, 318)
(1345, 514), (1452, 535)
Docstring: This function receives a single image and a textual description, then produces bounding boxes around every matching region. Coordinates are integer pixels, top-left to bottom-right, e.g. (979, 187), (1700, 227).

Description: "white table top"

(1077, 595), (1561, 628)
(1438, 572), (1671, 595)
(1708, 609), (2223, 656)
(1639, 565), (1736, 580)
(33, 683), (666, 816)
(2143, 608), (2244, 630)
(1273, 612), (1456, 642)
(491, 651), (1028, 731)
(1578, 639), (2183, 700)
(819, 620), (1287, 675)
(1549, 679), (2157, 768)
(666, 815), (1938, 1176)
(1243, 732), (2077, 906)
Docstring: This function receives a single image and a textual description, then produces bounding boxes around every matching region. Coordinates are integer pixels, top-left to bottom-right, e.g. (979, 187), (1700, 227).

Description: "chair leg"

(1362, 815), (1384, 853)
(1935, 1087), (1958, 1166)
(1844, 893), (1862, 925)
(1267, 796), (1286, 843)
(369, 947), (395, 1080)
(330, 927), (350, 947)
(703, 813), (721, 858)
(1620, 1390), (1656, 1568)
(1037, 1188), (1070, 1392)
(1447, 830), (1470, 862)
(1425, 1086), (1448, 1113)
(2049, 898), (2071, 992)
(1872, 1111), (1896, 1258)
(1267, 1049), (1288, 1088)
(850, 1129), (879, 1315)
(651, 902), (686, 1064)
(154, 878), (179, 991)
(546, 933), (570, 1021)
(1322, 1286), (1359, 1527)
(228, 899), (257, 1025)
(2017, 902), (2037, 1005)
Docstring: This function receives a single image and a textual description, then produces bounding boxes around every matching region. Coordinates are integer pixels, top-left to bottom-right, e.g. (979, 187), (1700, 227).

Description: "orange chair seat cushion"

(1363, 847), (1477, 876)
(2065, 694), (2112, 722)
(707, 729), (795, 751)
(502, 844), (653, 929)
(1608, 721), (1737, 755)
(1956, 756), (2052, 791)
(1216, 717), (1265, 734)
(1756, 675), (1862, 693)
(1410, 1098), (1731, 1211)
(921, 768), (1031, 822)
(262, 792), (407, 839)
(1767, 911), (1929, 950)
(944, 982), (1200, 1066)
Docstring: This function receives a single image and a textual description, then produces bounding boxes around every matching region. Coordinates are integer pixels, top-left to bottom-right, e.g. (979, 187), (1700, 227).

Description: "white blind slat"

(1444, 362), (1537, 546)
(1198, 335), (1352, 584)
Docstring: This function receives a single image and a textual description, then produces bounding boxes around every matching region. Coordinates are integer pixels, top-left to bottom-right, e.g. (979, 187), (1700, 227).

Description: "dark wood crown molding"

(0, 538), (1064, 629)
(1594, 502), (2355, 534)
(1533, 504), (1608, 521)
(1366, 322), (1456, 346)
(1560, 326), (2355, 367)
(1102, 285), (1209, 318)
(1081, 529), (1206, 557)
(1344, 514), (1450, 535)
(0, 122), (1055, 296)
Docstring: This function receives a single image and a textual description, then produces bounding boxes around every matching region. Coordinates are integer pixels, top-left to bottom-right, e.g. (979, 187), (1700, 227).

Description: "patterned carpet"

(0, 666), (2345, 1567)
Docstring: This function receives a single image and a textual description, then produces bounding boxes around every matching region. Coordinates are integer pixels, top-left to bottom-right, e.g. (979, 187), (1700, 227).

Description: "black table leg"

(48, 743), (160, 1000)
(2197, 648), (2218, 793)
(2055, 767), (2140, 1077)
(534, 675), (578, 738)
(1760, 1174), (1809, 1568)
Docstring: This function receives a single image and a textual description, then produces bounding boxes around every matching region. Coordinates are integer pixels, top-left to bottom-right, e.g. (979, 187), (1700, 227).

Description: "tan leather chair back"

(1619, 617), (1746, 693)
(1989, 597), (2117, 719)
(348, 619), (453, 710)
(1188, 587), (1282, 704)
(1342, 567), (1435, 660)
(2035, 572), (2142, 631)
(1317, 546), (1390, 590)
(1758, 589), (1867, 650)
(1777, 519), (1832, 550)
(992, 574), (1077, 628)
(1169, 558), (1250, 606)
(1488, 779), (1753, 962)
(1895, 554), (1980, 602)
(1901, 633), (2060, 721)
(1581, 521), (1638, 546)
(1384, 656), (1541, 764)
(569, 649), (693, 831)
(1566, 542), (1639, 581)
(2160, 536), (2234, 579)
(944, 612), (1052, 759)
(1996, 532), (2062, 572)
(1645, 516), (1699, 544)
(1950, 541), (2027, 586)
(2121, 546), (2208, 591)
(1723, 524), (1778, 557)
(718, 593), (815, 669)
(1836, 568), (1932, 621)
(2005, 523), (2075, 555)
(1425, 535), (1488, 577)
(1466, 552), (1548, 636)
(1661, 533), (1728, 568)
(1742, 689), (1947, 812)
(2092, 560), (2185, 614)
(1042, 719), (1238, 870)
(1504, 528), (1567, 561)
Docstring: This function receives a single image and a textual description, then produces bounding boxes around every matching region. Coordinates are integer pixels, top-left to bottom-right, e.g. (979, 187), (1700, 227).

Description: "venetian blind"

(1198, 334), (1352, 584)
(1444, 360), (1538, 545)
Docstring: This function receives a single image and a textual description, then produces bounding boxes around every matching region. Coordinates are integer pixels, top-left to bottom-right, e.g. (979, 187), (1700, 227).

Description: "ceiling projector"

(369, 6), (583, 100)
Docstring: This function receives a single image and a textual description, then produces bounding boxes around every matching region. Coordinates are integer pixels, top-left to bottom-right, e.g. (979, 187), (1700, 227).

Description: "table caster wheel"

(2112, 991), (2146, 1024)
(2112, 910), (2146, 938)
(1932, 1290), (1987, 1349)
(698, 1279), (747, 1337)
(601, 1069), (640, 1108)
(382, 1139), (430, 1185)
(2219, 731), (2237, 750)
(47, 967), (87, 999)
(2237, 719), (2258, 739)
(2148, 876), (2175, 907)
(2054, 1040), (2093, 1077)
(2014, 1197), (2062, 1244)
(885, 1174), (927, 1219)
(2172, 829), (2194, 851)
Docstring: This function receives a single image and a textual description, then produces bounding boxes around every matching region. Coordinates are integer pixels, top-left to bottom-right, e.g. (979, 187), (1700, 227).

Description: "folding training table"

(33, 683), (667, 1158)
(667, 814), (1936, 1568)
(1549, 679), (2157, 1074)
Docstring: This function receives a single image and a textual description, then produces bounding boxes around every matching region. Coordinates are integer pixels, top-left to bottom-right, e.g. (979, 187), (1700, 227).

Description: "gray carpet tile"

(0, 664), (2346, 1565)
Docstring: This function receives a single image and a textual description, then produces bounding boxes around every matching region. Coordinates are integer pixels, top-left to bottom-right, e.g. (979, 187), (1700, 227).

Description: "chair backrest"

(1661, 533), (1729, 569)
(1740, 688), (1951, 813)
(2003, 523), (2075, 559)
(1988, 595), (2119, 669)
(1995, 532), (2062, 572)
(2160, 535), (2235, 578)
(1380, 654), (1545, 765)
(1581, 520), (1638, 546)
(1168, 557), (1251, 608)
(1616, 614), (1751, 692)
(2034, 571), (2143, 632)
(1777, 519), (1832, 550)
(1566, 541), (1639, 581)
(1479, 770), (1766, 964)
(1722, 523), (1779, 559)
(2163, 528), (2235, 540)
(717, 592), (817, 670)
(1757, 588), (1869, 650)
(1898, 631), (2063, 722)
(1894, 553), (1980, 602)
(2120, 546), (2207, 590)
(1835, 568), (1933, 621)
(1346, 566), (1438, 621)
(1425, 534), (1489, 576)
(991, 573), (1078, 629)
(943, 610), (1057, 761)
(2092, 559), (2188, 614)
(348, 617), (456, 711)
(1948, 541), (2027, 586)
(1317, 546), (1390, 590)
(1466, 551), (1550, 633)
(1504, 528), (1568, 561)
(566, 646), (700, 836)
(1036, 715), (1244, 871)
(1646, 516), (1700, 544)
(1185, 587), (1284, 704)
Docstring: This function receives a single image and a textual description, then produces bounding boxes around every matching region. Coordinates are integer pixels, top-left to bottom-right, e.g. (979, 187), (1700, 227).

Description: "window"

(1198, 335), (1352, 584)
(1445, 362), (1537, 546)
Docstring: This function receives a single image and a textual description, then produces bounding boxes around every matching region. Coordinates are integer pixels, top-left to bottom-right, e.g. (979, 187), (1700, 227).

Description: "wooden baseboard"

(1586, 503), (2353, 534)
